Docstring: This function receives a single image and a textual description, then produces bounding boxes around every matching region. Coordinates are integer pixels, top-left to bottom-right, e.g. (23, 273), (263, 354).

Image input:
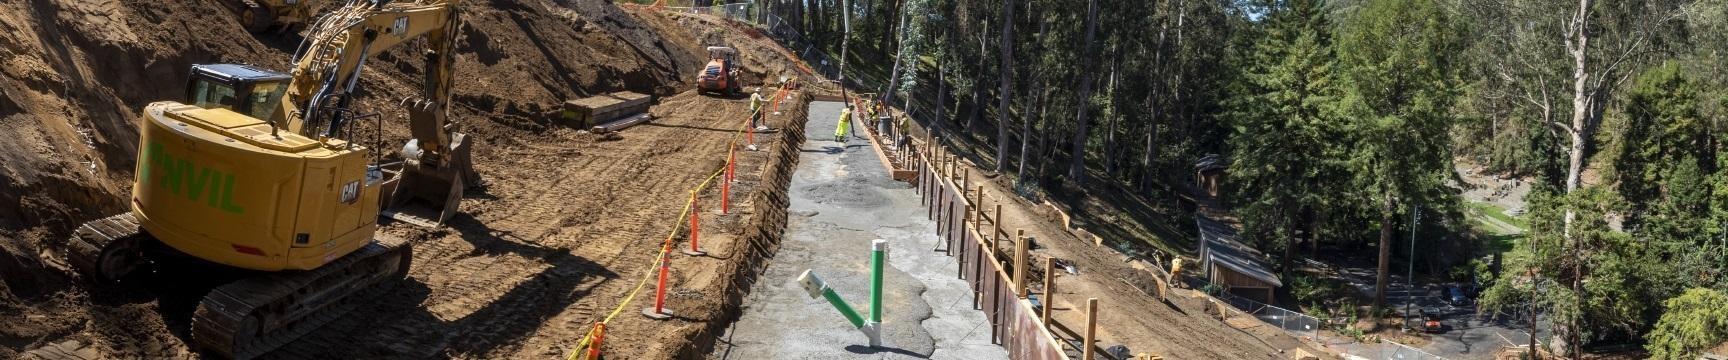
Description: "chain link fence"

(1212, 286), (1324, 340)
(1375, 340), (1448, 360)
(1199, 279), (1452, 360)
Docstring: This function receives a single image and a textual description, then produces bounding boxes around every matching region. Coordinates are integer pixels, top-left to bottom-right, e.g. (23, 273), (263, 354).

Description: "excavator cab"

(186, 64), (290, 124)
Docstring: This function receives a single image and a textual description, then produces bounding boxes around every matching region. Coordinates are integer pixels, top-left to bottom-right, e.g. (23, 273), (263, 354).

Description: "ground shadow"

(844, 344), (931, 358)
(271, 229), (619, 358)
(84, 214), (621, 358)
(641, 121), (737, 133)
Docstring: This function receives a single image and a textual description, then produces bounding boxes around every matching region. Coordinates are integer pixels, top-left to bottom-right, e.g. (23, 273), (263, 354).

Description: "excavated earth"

(1, 0), (816, 358)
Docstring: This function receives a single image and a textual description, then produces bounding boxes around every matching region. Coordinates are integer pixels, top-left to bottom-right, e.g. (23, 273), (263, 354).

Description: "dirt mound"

(0, 0), (814, 357)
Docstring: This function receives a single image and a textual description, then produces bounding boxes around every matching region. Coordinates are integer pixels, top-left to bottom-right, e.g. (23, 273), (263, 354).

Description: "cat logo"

(392, 17), (408, 35)
(339, 180), (360, 204)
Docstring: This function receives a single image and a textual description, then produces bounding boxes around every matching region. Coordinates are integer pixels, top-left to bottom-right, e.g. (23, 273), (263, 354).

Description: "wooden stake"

(974, 186), (985, 242)
(961, 167), (969, 194)
(993, 204), (1004, 241)
(983, 213), (996, 257)
(1084, 298), (1099, 360)
(1042, 257), (1056, 328)
(1015, 230), (1028, 298)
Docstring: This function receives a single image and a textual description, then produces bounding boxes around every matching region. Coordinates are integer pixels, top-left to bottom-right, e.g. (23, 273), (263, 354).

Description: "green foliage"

(1612, 61), (1710, 227)
(1288, 274), (1349, 307)
(1335, 0), (1462, 208)
(1226, 0), (1347, 256)
(1645, 288), (1728, 360)
(1481, 186), (1671, 342)
(1449, 258), (1491, 283)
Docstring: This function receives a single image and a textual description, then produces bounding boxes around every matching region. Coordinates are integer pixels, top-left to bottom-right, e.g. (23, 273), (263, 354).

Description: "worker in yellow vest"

(749, 88), (767, 131)
(835, 105), (853, 143)
(1170, 258), (1186, 289)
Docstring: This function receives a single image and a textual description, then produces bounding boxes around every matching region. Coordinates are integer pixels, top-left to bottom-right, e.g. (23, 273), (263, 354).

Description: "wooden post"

(983, 218), (996, 259)
(974, 186), (985, 243)
(1084, 298), (1099, 360)
(961, 167), (969, 196)
(963, 205), (973, 242)
(1042, 257), (1056, 327)
(993, 204), (1004, 242)
(1015, 231), (1028, 298)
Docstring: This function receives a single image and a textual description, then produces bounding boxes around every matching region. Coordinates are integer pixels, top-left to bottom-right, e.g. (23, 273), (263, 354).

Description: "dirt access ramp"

(1, 0), (818, 358)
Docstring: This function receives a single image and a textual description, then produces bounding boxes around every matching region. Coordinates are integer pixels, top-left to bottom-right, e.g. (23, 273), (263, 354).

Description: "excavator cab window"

(190, 80), (240, 111)
(187, 64), (292, 123)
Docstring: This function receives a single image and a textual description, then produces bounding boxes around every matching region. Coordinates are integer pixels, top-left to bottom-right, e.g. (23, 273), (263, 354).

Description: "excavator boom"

(283, 0), (474, 226)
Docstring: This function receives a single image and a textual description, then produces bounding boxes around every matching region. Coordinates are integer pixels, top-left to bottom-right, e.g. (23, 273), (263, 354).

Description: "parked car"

(1448, 285), (1471, 306)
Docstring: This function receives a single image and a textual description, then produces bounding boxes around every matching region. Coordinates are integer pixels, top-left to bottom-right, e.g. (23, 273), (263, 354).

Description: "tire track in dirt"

(253, 91), (800, 359)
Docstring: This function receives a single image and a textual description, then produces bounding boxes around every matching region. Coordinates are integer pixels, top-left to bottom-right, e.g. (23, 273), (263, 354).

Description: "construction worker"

(896, 113), (911, 150)
(749, 88), (768, 131)
(1169, 258), (1185, 289)
(835, 105), (853, 143)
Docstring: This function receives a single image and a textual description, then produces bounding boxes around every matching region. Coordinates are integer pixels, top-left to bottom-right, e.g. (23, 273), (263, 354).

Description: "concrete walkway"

(711, 101), (1006, 359)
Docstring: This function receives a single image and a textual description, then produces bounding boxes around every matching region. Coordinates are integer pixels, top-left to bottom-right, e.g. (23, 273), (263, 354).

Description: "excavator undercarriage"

(60, 214), (413, 359)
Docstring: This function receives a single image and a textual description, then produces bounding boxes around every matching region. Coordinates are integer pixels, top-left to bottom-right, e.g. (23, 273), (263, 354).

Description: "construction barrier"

(913, 146), (1068, 359)
(564, 86), (793, 360)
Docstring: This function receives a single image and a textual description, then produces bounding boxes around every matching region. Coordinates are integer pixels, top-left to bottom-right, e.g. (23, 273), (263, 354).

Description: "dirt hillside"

(0, 0), (813, 358)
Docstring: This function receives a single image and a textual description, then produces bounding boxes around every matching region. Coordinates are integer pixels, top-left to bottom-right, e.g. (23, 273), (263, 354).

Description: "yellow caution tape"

(567, 92), (789, 360)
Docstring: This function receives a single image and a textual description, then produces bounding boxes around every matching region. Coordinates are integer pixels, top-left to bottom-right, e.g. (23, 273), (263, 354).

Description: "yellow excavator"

(54, 0), (471, 358)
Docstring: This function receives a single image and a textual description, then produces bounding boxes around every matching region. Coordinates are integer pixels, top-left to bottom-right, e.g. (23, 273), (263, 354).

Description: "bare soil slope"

(1, 0), (811, 358)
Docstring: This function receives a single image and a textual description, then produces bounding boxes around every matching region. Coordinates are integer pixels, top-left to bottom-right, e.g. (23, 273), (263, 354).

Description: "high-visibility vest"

(749, 93), (764, 112)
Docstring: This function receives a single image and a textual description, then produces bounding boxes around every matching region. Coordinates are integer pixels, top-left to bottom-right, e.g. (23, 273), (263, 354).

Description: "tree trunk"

(1375, 193), (1394, 312)
(879, 0), (902, 54)
(1140, 0), (1172, 192)
(1067, 0), (1100, 186)
(882, 8), (910, 107)
(1562, 1), (1593, 355)
(1565, 0), (1593, 194)
(934, 58), (947, 139)
(1104, 52), (1120, 179)
(1036, 83), (1052, 186)
(995, 0), (1015, 173)
(1311, 209), (1324, 259)
(1018, 16), (1045, 185)
(1019, 80), (1035, 183)
(1281, 208), (1295, 275)
(967, 81), (983, 136)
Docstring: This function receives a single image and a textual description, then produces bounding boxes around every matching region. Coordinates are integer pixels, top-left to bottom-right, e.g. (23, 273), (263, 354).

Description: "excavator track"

(192, 240), (412, 359)
(63, 213), (148, 283)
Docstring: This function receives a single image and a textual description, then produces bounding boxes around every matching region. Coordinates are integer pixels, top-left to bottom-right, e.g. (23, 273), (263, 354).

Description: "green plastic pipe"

(870, 239), (886, 323)
(799, 270), (865, 329)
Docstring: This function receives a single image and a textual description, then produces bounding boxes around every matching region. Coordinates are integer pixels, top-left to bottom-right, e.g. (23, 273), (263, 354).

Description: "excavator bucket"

(380, 99), (477, 227)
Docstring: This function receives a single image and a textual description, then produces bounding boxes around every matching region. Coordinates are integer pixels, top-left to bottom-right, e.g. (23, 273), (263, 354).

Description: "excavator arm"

(278, 0), (474, 225)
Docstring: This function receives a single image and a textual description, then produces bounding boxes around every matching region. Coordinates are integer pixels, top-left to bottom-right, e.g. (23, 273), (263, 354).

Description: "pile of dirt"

(0, 0), (815, 358)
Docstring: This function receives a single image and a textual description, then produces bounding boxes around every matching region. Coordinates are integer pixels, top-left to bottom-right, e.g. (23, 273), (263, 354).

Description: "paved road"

(1334, 267), (1549, 359)
(711, 101), (1006, 359)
